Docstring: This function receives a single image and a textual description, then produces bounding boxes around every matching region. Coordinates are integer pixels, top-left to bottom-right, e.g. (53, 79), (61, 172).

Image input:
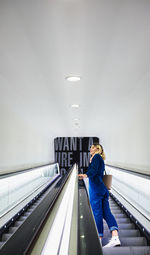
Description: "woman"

(78, 144), (121, 248)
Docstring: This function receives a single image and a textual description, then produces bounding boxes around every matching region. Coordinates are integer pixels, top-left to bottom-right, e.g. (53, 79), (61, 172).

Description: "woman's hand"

(78, 174), (87, 179)
(90, 155), (93, 163)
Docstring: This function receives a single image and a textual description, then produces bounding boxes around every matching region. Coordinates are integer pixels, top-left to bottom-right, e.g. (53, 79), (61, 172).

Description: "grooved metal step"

(113, 213), (128, 218)
(102, 237), (147, 246)
(103, 229), (140, 238)
(104, 223), (136, 230)
(110, 209), (123, 213)
(0, 242), (5, 248)
(23, 212), (31, 217)
(102, 246), (150, 255)
(115, 218), (131, 224)
(18, 216), (27, 221)
(110, 206), (123, 209)
(1, 234), (11, 242)
(8, 227), (18, 234)
(14, 221), (23, 227)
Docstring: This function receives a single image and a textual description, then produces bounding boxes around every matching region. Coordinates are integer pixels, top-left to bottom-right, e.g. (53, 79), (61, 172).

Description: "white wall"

(1, 81), (149, 175)
(0, 77), (149, 175)
(0, 104), (55, 174)
(0, 76), (56, 174)
(104, 75), (150, 174)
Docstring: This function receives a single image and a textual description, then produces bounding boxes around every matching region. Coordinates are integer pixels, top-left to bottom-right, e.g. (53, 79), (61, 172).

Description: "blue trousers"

(89, 189), (118, 237)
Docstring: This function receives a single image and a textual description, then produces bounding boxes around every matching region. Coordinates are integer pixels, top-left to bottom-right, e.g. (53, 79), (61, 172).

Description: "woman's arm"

(78, 156), (98, 179)
(86, 154), (100, 178)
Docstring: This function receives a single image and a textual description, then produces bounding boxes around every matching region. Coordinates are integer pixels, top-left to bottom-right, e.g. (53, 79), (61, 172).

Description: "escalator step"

(14, 221), (23, 227)
(9, 227), (18, 234)
(102, 237), (147, 246)
(23, 212), (31, 216)
(27, 209), (33, 212)
(115, 218), (131, 223)
(0, 242), (5, 248)
(18, 216), (27, 221)
(29, 205), (37, 210)
(1, 233), (11, 241)
(103, 229), (140, 237)
(110, 206), (122, 210)
(104, 223), (136, 230)
(113, 213), (128, 218)
(110, 209), (123, 213)
(102, 246), (150, 255)
(29, 202), (39, 209)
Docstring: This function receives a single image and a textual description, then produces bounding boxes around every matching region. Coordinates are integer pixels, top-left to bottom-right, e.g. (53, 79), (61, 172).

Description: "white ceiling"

(0, 0), (150, 138)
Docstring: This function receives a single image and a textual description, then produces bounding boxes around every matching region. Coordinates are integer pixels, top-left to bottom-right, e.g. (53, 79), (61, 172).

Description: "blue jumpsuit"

(86, 153), (118, 237)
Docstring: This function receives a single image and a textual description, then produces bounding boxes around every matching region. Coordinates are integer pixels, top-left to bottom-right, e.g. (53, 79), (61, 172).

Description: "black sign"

(54, 137), (99, 174)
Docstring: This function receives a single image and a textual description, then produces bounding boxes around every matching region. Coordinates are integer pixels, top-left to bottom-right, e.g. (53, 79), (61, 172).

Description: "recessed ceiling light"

(73, 118), (80, 121)
(71, 104), (79, 108)
(65, 76), (81, 82)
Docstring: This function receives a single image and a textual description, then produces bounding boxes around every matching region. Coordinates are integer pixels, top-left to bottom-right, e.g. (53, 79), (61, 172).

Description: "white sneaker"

(103, 237), (121, 248)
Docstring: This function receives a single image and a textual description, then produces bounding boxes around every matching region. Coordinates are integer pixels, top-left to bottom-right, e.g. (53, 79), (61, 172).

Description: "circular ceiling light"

(71, 104), (79, 108)
(66, 76), (81, 82)
(74, 122), (79, 126)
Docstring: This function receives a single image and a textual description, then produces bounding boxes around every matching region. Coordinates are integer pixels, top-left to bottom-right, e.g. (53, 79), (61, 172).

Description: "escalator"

(0, 163), (150, 255)
(0, 164), (102, 255)
(83, 175), (150, 255)
(0, 163), (72, 255)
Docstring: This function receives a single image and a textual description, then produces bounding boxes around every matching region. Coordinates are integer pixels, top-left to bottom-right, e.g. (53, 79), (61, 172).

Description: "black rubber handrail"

(78, 179), (103, 255)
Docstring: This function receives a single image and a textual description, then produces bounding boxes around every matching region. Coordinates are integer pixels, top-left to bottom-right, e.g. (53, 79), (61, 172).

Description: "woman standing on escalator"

(78, 143), (121, 248)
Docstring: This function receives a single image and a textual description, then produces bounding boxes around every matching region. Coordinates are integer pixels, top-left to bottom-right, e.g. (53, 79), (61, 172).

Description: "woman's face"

(90, 145), (98, 156)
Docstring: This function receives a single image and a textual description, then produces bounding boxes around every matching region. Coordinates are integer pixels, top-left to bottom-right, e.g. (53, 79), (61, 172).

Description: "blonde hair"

(93, 143), (106, 160)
